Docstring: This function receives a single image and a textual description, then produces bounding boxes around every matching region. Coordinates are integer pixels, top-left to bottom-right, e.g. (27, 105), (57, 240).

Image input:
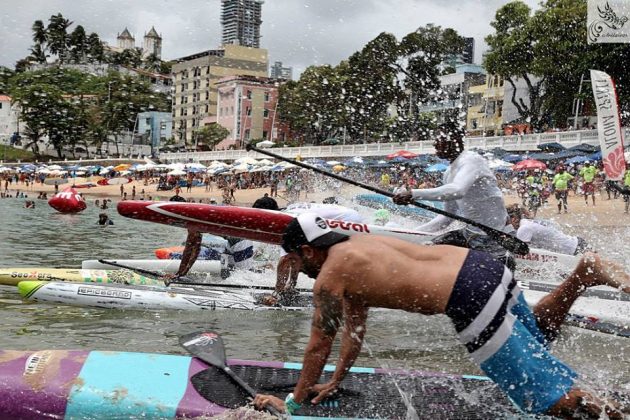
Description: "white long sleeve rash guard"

(412, 151), (512, 234)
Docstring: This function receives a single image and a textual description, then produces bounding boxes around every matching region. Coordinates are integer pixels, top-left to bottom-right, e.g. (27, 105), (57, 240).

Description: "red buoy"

(48, 187), (87, 213)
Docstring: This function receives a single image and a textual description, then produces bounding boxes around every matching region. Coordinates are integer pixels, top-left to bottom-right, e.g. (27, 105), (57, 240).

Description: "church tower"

(117, 28), (135, 50)
(143, 27), (162, 59)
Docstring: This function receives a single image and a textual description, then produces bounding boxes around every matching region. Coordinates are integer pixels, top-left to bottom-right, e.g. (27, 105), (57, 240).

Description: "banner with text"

(590, 69), (626, 180)
(588, 1), (630, 43)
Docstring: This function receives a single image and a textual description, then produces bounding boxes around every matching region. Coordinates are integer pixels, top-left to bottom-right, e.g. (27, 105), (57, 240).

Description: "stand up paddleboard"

(117, 201), (580, 274)
(0, 349), (534, 419)
(17, 281), (308, 312)
(0, 268), (162, 286)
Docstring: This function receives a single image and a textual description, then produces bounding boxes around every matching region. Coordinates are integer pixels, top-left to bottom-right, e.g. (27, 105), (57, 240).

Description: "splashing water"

(362, 338), (419, 420)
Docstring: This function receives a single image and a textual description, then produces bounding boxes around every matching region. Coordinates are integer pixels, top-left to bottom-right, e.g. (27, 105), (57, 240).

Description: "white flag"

(590, 69), (626, 180)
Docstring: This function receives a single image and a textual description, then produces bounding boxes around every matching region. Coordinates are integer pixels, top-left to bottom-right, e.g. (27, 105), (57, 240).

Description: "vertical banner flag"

(590, 69), (626, 180)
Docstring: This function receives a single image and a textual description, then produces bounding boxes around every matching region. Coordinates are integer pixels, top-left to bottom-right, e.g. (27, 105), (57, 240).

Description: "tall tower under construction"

(221, 0), (263, 48)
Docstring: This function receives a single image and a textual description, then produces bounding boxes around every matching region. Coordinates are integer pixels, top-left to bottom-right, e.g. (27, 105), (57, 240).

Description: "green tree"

(87, 32), (105, 63)
(195, 124), (229, 150)
(68, 25), (88, 63)
(0, 67), (14, 93)
(46, 13), (73, 64)
(484, 2), (547, 130)
(30, 20), (48, 63)
(342, 33), (400, 142)
(394, 24), (465, 140)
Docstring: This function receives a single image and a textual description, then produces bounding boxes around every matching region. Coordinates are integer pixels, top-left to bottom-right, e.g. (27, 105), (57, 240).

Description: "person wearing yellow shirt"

(552, 165), (573, 214)
(579, 161), (598, 206)
(380, 172), (390, 188)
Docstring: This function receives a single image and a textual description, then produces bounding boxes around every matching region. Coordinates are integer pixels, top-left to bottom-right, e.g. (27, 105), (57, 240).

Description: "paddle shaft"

(247, 144), (529, 255)
(97, 259), (312, 292)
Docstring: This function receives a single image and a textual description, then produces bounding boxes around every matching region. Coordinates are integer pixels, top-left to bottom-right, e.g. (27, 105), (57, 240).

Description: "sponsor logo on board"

(77, 287), (132, 299)
(10, 271), (53, 280)
(24, 351), (53, 376)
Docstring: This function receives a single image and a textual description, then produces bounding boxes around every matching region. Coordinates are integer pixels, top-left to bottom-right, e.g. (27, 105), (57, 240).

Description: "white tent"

(186, 162), (207, 169)
(47, 164), (63, 170)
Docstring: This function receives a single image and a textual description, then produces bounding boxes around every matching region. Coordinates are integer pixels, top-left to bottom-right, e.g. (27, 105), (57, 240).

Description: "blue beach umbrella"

(426, 163), (449, 172)
(565, 155), (589, 164)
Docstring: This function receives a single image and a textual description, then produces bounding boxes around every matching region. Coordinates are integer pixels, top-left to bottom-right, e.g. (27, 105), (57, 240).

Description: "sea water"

(0, 197), (628, 413)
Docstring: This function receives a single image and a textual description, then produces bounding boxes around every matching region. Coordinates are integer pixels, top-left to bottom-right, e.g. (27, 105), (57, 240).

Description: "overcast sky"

(2, 0), (539, 76)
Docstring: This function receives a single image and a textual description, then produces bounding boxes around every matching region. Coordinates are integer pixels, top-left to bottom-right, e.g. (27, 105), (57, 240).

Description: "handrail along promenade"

(160, 128), (630, 163)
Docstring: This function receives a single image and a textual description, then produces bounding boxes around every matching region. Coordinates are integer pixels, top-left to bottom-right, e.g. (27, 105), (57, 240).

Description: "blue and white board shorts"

(445, 250), (577, 414)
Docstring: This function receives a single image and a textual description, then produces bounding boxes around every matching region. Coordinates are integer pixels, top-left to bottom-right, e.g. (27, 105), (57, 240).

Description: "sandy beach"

(5, 176), (629, 229)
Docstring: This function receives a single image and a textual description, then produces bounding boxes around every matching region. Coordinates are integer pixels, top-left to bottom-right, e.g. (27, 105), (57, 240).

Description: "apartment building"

(466, 75), (505, 136)
(210, 75), (283, 150)
(171, 45), (268, 144)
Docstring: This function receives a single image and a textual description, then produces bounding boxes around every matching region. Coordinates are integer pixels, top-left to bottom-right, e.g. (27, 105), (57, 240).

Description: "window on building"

(244, 129), (250, 140)
(206, 92), (209, 100)
(145, 118), (151, 125)
(246, 107), (251, 116)
(263, 108), (269, 118)
(246, 90), (252, 99)
(0, 103), (3, 109)
(262, 131), (268, 140)
(230, 106), (234, 115)
(497, 100), (503, 117)
(472, 119), (478, 129)
(264, 92), (270, 102)
(206, 67), (210, 75)
(205, 105), (209, 113)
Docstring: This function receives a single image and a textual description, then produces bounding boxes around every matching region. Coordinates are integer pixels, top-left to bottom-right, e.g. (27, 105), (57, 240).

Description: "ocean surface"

(0, 196), (628, 412)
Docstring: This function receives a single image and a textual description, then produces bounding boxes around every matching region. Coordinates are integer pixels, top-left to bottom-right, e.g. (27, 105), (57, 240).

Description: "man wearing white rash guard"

(506, 204), (591, 255)
(393, 134), (515, 268)
(260, 199), (364, 306)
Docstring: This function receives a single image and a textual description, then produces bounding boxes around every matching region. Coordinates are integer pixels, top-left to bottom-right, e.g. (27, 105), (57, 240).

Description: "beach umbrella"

(326, 160), (341, 166)
(386, 150), (418, 159)
(186, 162), (207, 169)
(231, 163), (251, 174)
(257, 140), (275, 148)
(512, 159), (547, 171)
(502, 154), (524, 163)
(258, 159), (274, 166)
(114, 164), (131, 172)
(568, 143), (600, 153)
(565, 155), (590, 164)
(488, 159), (513, 170)
(47, 164), (63, 170)
(426, 163), (449, 172)
(587, 151), (602, 161)
(537, 142), (565, 152)
(167, 169), (186, 176)
(234, 157), (259, 165)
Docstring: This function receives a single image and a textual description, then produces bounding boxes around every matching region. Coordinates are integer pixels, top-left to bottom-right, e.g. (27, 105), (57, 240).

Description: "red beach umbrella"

(386, 150), (418, 160)
(512, 159), (547, 171)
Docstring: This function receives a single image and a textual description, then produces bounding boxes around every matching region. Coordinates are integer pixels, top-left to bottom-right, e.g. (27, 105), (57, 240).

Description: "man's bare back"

(315, 236), (469, 315)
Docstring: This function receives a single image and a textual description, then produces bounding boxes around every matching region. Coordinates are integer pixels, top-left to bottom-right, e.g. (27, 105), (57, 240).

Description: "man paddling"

(392, 135), (515, 268)
(254, 213), (628, 417)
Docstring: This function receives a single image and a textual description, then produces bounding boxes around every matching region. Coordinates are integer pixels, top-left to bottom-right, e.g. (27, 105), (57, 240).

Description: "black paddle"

(96, 259), (312, 293)
(246, 144), (530, 256)
(179, 331), (285, 418)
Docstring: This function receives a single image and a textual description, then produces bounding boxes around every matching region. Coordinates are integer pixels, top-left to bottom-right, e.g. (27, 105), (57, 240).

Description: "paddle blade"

(179, 331), (226, 369)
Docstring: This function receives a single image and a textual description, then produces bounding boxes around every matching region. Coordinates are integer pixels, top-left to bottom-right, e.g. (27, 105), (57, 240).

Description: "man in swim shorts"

(254, 213), (628, 417)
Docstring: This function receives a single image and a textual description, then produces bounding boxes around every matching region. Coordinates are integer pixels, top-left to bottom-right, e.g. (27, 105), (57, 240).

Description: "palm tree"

(68, 25), (88, 63)
(47, 13), (73, 64)
(29, 44), (47, 64)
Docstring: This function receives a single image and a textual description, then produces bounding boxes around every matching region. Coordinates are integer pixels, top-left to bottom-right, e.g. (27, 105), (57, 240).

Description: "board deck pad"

(191, 365), (524, 418)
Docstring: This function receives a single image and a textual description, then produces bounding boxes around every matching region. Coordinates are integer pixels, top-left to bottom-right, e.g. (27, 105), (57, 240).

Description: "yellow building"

(171, 45), (268, 144)
(466, 75), (504, 136)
